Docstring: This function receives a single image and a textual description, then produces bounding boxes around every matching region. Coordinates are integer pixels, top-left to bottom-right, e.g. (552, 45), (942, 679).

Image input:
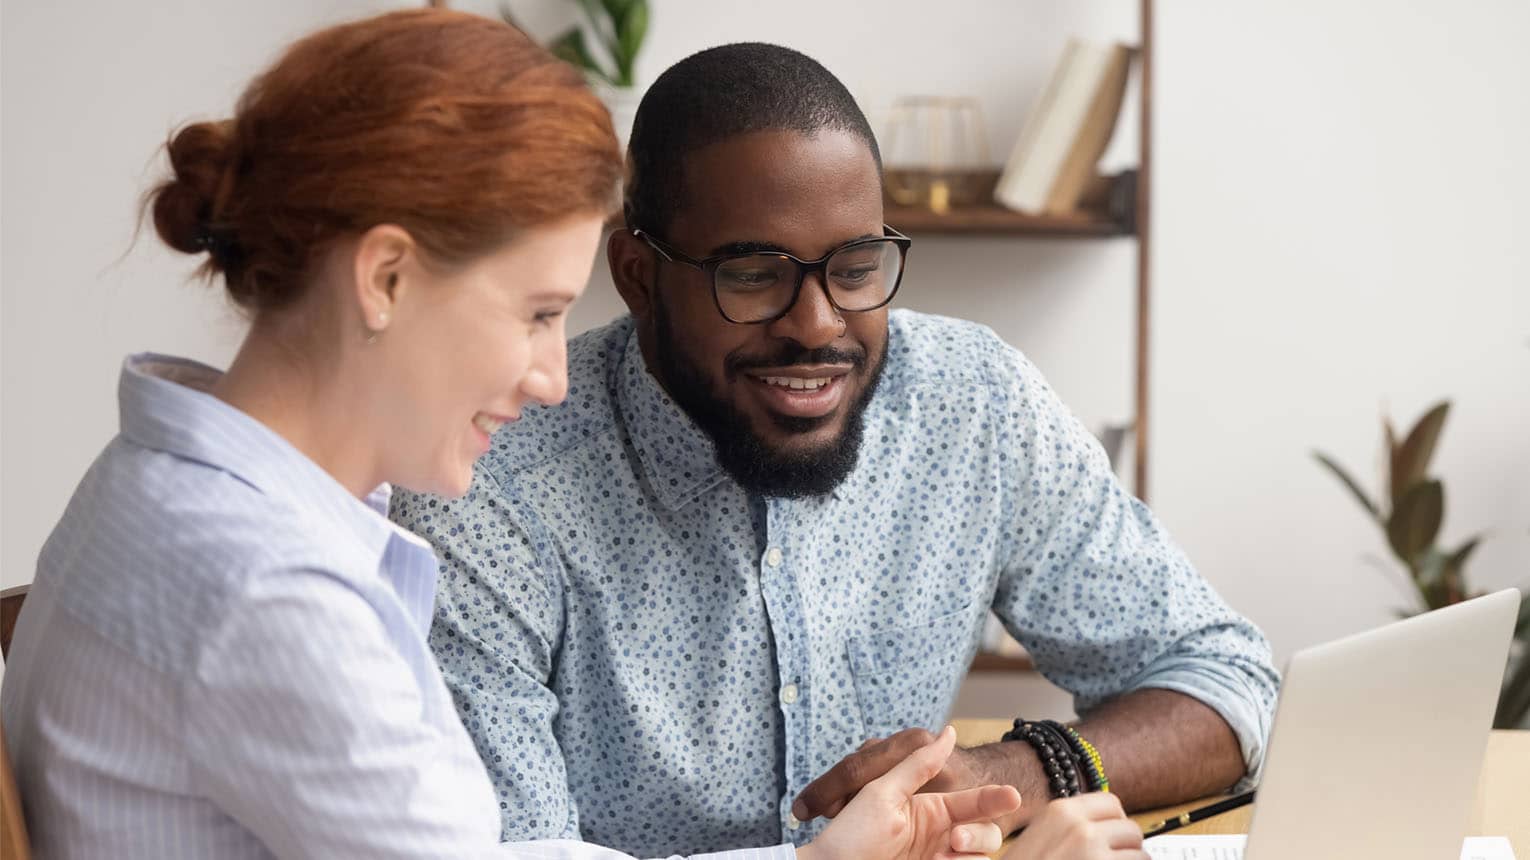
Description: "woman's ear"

(352, 224), (414, 335)
(608, 229), (655, 322)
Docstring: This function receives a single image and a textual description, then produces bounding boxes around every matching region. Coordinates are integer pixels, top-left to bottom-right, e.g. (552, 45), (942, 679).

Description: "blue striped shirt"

(0, 354), (791, 860)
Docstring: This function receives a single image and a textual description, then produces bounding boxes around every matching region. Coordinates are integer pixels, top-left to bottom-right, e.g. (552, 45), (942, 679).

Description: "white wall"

(1152, 2), (1530, 660)
(4, 1), (1527, 690)
(1, 0), (406, 584)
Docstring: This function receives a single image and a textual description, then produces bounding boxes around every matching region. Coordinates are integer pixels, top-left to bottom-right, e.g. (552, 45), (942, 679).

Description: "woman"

(0, 9), (1144, 860)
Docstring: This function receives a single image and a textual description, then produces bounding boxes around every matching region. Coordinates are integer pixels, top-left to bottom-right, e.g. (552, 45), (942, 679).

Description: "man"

(392, 42), (1278, 858)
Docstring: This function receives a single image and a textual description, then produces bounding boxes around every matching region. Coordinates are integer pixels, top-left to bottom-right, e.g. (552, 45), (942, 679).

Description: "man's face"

(640, 128), (890, 497)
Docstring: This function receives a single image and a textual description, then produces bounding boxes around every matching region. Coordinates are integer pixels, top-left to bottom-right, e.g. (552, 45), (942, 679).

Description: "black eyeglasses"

(632, 225), (912, 325)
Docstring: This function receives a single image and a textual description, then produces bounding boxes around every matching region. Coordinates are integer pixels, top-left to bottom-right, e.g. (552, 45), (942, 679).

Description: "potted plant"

(1315, 401), (1530, 728)
(505, 0), (649, 146)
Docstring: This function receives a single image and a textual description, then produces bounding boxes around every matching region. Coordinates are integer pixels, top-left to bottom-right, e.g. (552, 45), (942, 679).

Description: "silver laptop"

(1239, 587), (1520, 859)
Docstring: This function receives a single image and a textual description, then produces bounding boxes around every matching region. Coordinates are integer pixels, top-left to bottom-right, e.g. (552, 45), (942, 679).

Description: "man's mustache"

(726, 344), (866, 377)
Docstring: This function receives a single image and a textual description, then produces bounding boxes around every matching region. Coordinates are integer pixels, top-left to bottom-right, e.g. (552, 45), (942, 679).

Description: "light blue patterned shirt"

(391, 310), (1280, 858)
(1, 354), (792, 860)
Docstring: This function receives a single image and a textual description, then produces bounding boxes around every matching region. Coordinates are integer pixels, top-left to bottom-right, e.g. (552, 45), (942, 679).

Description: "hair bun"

(150, 121), (235, 257)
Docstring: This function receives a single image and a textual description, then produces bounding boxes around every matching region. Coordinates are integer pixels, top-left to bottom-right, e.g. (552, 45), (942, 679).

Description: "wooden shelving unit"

(887, 1), (1154, 507)
(936, 0), (1155, 675)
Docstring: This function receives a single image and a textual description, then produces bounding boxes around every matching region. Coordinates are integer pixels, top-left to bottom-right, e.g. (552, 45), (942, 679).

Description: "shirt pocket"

(844, 604), (977, 739)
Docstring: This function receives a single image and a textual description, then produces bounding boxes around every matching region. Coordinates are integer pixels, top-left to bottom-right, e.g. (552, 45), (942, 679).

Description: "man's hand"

(1000, 793), (1148, 860)
(795, 727), (1050, 835)
(793, 728), (986, 822)
(797, 726), (1022, 860)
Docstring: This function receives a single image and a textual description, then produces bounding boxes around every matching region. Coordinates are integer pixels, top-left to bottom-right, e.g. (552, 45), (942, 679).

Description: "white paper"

(1463, 838), (1518, 860)
(1142, 834), (1515, 860)
(1143, 835), (1246, 860)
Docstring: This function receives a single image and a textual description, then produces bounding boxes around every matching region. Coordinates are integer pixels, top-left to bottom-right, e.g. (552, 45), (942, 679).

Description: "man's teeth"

(759, 376), (831, 391)
(472, 414), (504, 435)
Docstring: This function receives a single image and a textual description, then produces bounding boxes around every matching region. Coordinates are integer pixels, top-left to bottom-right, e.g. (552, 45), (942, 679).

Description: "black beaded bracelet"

(1042, 720), (1110, 793)
(1001, 718), (1084, 799)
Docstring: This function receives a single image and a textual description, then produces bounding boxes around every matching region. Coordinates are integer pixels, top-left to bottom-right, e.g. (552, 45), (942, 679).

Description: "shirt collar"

(613, 332), (728, 511)
(117, 353), (424, 580)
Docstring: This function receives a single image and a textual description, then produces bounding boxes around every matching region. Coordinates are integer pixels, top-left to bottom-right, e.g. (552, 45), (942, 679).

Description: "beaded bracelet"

(1001, 718), (1084, 799)
(1044, 720), (1111, 794)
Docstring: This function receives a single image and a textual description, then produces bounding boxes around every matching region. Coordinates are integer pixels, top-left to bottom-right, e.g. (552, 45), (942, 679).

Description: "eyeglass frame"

(631, 225), (913, 325)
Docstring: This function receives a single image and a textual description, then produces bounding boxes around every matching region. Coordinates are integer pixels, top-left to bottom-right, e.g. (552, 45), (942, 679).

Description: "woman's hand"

(798, 726), (1022, 860)
(1000, 793), (1148, 860)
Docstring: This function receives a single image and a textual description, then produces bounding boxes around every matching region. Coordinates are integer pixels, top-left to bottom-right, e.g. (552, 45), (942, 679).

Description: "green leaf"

(1390, 401), (1450, 508)
(1386, 479), (1443, 565)
(614, 0), (648, 86)
(575, 0), (614, 46)
(601, 0), (635, 22)
(1312, 451), (1381, 523)
(549, 27), (614, 85)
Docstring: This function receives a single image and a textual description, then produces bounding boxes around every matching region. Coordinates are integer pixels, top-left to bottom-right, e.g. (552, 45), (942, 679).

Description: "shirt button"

(786, 813), (802, 831)
(765, 547), (783, 567)
(780, 683), (799, 705)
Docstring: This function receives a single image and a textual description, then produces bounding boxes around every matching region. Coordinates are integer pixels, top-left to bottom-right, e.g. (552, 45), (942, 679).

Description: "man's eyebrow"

(707, 239), (792, 256)
(706, 233), (882, 258)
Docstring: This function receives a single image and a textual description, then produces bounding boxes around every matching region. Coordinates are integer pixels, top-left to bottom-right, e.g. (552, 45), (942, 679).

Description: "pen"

(1142, 790), (1256, 837)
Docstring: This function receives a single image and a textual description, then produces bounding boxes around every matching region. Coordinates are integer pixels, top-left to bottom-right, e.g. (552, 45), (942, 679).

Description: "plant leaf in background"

(1383, 417), (1400, 508)
(1312, 451), (1381, 523)
(510, 0), (649, 90)
(575, 0), (609, 42)
(600, 0), (634, 17)
(1385, 479), (1443, 565)
(549, 26), (612, 86)
(615, 1), (649, 86)
(1496, 593), (1530, 728)
(1390, 401), (1450, 508)
(1315, 399), (1530, 728)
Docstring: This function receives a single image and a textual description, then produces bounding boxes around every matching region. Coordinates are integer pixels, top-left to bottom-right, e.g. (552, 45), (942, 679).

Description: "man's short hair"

(624, 42), (882, 234)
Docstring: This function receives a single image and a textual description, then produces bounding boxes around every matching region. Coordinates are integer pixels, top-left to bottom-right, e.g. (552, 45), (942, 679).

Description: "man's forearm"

(968, 688), (1245, 829)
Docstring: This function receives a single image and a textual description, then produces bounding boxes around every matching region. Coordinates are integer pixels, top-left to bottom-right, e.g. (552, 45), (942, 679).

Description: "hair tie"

(194, 226), (242, 269)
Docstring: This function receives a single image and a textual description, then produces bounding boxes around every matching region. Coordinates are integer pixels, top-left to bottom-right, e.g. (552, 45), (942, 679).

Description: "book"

(995, 40), (1132, 215)
(1044, 43), (1132, 214)
(994, 40), (1079, 213)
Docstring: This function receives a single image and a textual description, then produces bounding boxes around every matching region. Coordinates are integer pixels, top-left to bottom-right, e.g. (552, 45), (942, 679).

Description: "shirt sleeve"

(391, 466), (580, 842)
(183, 566), (510, 859)
(987, 344), (1280, 790)
(504, 842), (796, 860)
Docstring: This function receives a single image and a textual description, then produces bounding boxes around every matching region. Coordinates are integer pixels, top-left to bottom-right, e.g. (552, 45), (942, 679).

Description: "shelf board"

(885, 203), (1129, 238)
(968, 651), (1036, 673)
(883, 168), (1136, 238)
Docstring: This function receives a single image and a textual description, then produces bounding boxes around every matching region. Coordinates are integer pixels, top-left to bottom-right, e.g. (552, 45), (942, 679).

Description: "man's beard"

(651, 298), (886, 499)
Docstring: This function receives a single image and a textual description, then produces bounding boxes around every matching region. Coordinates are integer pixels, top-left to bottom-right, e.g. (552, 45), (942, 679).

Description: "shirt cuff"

(1123, 662), (1275, 793)
(690, 846), (797, 860)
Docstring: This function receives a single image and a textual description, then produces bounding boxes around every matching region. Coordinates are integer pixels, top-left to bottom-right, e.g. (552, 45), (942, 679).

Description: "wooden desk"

(951, 719), (1529, 857)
